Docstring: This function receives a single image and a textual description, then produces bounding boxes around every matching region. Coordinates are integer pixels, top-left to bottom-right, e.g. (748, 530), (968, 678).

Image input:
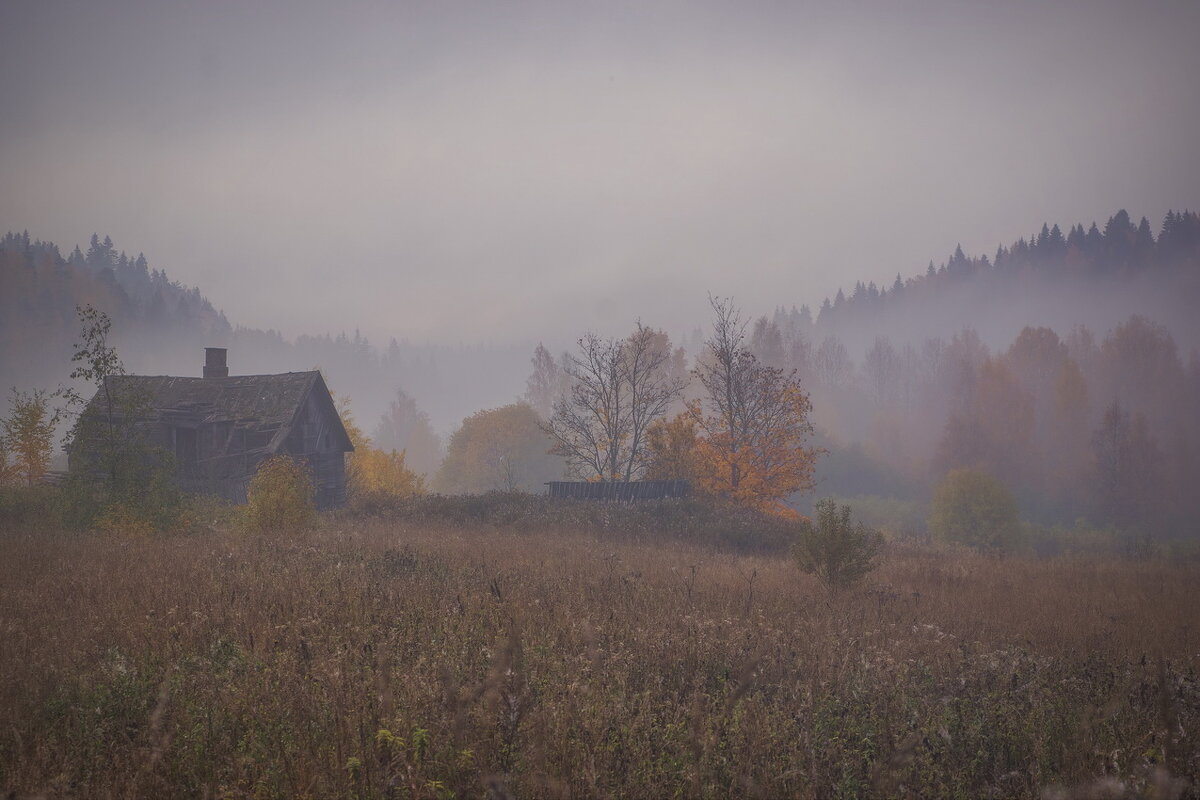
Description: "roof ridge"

(110, 370), (319, 379)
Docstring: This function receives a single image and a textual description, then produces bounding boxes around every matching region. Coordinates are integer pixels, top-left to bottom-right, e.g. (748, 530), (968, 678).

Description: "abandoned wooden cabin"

(69, 348), (353, 509)
(545, 480), (691, 502)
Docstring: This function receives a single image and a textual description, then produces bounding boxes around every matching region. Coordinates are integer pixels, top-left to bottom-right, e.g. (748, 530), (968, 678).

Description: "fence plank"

(545, 480), (690, 502)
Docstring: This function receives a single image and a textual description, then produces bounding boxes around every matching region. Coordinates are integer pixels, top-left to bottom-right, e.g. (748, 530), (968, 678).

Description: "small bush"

(793, 499), (884, 592)
(244, 456), (315, 533)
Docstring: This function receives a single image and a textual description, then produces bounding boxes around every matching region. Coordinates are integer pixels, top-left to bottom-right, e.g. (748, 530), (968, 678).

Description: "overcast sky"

(3, 0), (1198, 346)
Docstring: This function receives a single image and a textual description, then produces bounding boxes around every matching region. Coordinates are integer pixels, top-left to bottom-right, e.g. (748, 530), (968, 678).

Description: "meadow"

(1, 510), (1198, 799)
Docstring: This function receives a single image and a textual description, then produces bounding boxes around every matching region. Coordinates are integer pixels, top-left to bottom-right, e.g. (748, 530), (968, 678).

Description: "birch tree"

(545, 323), (686, 481)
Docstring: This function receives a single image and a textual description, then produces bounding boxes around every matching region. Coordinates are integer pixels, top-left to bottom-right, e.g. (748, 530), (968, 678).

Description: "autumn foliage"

(690, 388), (817, 516)
(349, 448), (425, 499)
(338, 394), (425, 507)
(690, 298), (820, 516)
(642, 412), (700, 482)
(0, 389), (61, 487)
(639, 300), (822, 517)
(434, 403), (561, 494)
(244, 455), (315, 532)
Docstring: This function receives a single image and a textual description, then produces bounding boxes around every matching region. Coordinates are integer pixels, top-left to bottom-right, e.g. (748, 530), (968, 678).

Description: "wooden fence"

(545, 480), (691, 502)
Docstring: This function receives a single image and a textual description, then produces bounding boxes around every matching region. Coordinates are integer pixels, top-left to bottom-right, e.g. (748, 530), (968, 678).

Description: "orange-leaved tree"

(643, 411), (700, 482)
(691, 297), (820, 515)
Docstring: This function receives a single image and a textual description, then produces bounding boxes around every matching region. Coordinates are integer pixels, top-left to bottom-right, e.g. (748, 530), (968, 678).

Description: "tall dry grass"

(1, 518), (1197, 798)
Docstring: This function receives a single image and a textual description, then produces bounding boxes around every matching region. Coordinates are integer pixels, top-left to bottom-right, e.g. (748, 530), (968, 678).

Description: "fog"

(3, 1), (1199, 346)
(3, 1), (1200, 538)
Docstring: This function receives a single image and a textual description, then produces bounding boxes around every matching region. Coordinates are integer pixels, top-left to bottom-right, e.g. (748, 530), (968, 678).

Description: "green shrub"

(244, 456), (315, 533)
(793, 499), (884, 592)
(929, 468), (1022, 552)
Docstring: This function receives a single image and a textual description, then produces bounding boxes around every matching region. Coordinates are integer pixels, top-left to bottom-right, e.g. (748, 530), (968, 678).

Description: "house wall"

(171, 391), (347, 509)
(283, 391), (348, 510)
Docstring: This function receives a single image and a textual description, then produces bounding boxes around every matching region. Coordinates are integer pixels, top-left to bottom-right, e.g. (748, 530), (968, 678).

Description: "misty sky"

(3, 0), (1198, 347)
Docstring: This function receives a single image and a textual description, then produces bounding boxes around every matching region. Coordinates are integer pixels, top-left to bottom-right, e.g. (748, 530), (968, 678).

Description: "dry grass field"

(1, 516), (1198, 799)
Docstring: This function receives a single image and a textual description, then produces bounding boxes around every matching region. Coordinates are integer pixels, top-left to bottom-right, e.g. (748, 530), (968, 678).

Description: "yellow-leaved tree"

(434, 403), (563, 494)
(1, 388), (63, 487)
(244, 455), (315, 533)
(691, 297), (821, 516)
(350, 448), (424, 497)
(336, 394), (424, 506)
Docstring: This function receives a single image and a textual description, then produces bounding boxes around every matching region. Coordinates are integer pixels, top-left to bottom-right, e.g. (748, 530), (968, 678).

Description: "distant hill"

(0, 231), (231, 393)
(781, 209), (1200, 355)
(0, 231), (529, 436)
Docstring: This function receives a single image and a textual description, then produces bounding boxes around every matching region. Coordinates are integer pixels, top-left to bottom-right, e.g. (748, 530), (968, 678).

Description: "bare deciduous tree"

(545, 323), (686, 481)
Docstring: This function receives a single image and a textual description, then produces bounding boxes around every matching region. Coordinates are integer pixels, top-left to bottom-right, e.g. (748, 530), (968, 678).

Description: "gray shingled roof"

(90, 371), (352, 453)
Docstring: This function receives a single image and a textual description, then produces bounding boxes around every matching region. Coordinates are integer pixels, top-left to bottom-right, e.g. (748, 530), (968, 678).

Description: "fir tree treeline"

(0, 231), (230, 391)
(776, 210), (1200, 360)
(811, 209), (1200, 332)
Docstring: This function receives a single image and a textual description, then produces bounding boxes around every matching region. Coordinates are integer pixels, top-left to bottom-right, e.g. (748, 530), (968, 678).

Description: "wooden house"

(70, 348), (353, 508)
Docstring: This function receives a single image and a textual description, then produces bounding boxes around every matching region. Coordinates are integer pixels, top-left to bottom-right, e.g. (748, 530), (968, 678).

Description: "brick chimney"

(204, 347), (229, 378)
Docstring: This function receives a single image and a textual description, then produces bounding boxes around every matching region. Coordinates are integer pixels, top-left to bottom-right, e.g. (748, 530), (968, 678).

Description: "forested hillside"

(0, 232), (530, 439)
(745, 210), (1200, 537)
(4, 210), (1199, 537)
(794, 209), (1200, 353)
(0, 232), (230, 390)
